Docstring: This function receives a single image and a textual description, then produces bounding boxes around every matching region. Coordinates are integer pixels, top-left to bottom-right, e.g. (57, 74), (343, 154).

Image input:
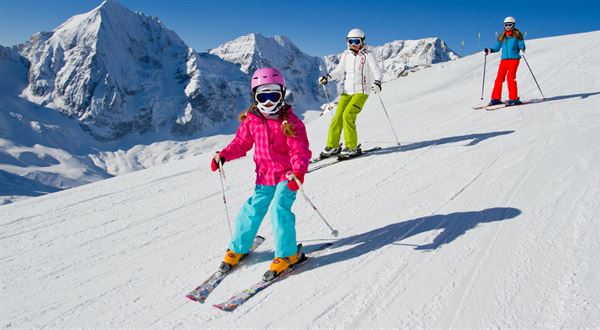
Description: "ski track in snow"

(1, 32), (599, 329)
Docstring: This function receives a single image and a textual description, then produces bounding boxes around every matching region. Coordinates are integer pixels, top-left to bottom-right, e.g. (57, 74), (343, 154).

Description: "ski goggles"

(347, 38), (363, 45)
(255, 91), (282, 104)
(504, 23), (514, 28)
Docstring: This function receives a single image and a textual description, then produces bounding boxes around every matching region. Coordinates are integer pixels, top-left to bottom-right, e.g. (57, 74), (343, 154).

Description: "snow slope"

(1, 31), (599, 328)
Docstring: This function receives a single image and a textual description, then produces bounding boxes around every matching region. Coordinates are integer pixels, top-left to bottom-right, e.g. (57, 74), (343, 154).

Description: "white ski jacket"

(329, 48), (383, 95)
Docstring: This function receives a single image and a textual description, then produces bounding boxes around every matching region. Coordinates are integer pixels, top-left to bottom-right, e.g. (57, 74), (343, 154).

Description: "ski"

(308, 146), (382, 173)
(485, 103), (507, 111)
(309, 143), (343, 164)
(487, 99), (544, 111)
(213, 242), (333, 312)
(185, 235), (265, 303)
(472, 99), (544, 111)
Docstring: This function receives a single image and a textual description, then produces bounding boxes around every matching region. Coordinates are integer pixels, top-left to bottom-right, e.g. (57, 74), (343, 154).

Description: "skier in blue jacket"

(484, 16), (526, 106)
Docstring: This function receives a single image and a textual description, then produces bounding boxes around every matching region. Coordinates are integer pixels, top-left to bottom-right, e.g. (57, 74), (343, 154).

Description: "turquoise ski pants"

(228, 181), (298, 258)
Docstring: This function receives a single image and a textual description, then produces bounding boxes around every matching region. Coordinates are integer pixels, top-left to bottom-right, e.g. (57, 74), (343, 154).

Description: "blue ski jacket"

(490, 34), (526, 60)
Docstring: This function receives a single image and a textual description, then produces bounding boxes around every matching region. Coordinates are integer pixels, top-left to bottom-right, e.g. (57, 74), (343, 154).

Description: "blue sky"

(1, 0), (598, 56)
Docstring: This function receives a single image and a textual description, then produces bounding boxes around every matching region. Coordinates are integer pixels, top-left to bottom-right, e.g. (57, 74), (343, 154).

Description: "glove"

(318, 75), (329, 85)
(286, 172), (304, 192)
(484, 48), (491, 55)
(520, 49), (526, 54)
(210, 154), (226, 172)
(371, 80), (382, 93)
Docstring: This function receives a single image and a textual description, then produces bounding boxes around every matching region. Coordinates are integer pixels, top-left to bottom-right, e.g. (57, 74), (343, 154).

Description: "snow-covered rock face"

(18, 0), (248, 140)
(209, 33), (325, 109)
(0, 45), (30, 94)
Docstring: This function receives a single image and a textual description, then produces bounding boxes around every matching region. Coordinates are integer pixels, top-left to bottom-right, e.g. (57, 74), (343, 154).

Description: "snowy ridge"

(209, 33), (324, 108)
(373, 37), (459, 80)
(0, 31), (598, 328)
(324, 37), (459, 83)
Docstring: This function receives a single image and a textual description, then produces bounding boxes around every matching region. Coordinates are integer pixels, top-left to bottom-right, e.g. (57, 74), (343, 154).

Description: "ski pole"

(481, 53), (487, 100)
(320, 84), (334, 117)
(288, 173), (339, 237)
(215, 154), (233, 239)
(522, 54), (546, 100)
(318, 65), (334, 117)
(376, 94), (401, 146)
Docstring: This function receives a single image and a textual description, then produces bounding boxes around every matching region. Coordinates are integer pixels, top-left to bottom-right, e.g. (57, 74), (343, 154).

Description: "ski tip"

(256, 235), (265, 240)
(185, 294), (206, 303)
(185, 294), (196, 301)
(213, 304), (235, 312)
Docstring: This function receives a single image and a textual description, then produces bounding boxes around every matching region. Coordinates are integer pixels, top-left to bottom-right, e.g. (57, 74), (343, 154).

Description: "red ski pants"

(491, 59), (520, 100)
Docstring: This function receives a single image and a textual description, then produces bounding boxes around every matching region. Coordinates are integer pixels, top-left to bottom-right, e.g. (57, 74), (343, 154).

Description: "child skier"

(210, 67), (312, 281)
(318, 28), (383, 159)
(484, 16), (526, 106)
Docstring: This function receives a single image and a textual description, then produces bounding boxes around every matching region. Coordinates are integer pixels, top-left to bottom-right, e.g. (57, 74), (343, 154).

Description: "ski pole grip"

(214, 153), (226, 179)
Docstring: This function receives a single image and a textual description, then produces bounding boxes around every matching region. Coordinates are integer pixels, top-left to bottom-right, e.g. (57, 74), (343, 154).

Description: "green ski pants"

(326, 93), (369, 149)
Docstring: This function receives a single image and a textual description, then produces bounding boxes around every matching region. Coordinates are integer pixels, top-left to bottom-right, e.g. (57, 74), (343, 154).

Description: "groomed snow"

(1, 31), (599, 328)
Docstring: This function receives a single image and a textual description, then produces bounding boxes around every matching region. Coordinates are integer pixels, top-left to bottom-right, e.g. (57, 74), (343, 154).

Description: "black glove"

(318, 75), (330, 85)
(484, 48), (491, 55)
(371, 80), (382, 93)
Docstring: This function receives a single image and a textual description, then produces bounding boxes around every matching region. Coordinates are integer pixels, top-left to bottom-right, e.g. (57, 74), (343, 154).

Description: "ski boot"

(506, 98), (522, 106)
(487, 99), (503, 106)
(319, 144), (342, 159)
(262, 244), (305, 282)
(338, 145), (362, 160)
(219, 249), (245, 274)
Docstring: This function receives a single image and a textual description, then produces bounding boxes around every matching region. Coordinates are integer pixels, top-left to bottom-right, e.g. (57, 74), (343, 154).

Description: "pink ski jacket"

(219, 106), (311, 186)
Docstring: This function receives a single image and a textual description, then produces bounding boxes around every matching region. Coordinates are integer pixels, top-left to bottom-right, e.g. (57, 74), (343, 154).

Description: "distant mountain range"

(0, 0), (458, 204)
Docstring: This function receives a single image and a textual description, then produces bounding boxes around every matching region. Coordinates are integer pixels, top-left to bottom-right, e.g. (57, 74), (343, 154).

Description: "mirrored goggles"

(347, 38), (362, 45)
(504, 23), (514, 28)
(255, 91), (282, 104)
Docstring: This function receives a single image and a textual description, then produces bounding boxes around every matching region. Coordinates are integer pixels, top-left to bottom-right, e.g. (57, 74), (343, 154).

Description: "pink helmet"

(251, 67), (285, 91)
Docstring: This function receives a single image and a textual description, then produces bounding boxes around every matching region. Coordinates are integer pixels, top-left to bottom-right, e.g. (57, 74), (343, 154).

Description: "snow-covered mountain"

(209, 33), (325, 108)
(212, 34), (459, 106)
(1, 31), (598, 328)
(374, 37), (459, 80)
(0, 44), (113, 205)
(18, 0), (248, 141)
(1, 0), (458, 204)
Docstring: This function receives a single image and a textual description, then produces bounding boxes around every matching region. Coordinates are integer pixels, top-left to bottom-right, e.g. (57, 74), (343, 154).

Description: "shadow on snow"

(302, 207), (521, 271)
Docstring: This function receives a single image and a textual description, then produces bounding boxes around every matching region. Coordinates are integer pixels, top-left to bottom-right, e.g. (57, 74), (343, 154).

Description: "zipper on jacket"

(259, 116), (273, 148)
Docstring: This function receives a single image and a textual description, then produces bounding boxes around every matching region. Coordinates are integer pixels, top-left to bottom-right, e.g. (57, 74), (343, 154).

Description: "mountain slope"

(17, 0), (248, 140)
(1, 31), (598, 328)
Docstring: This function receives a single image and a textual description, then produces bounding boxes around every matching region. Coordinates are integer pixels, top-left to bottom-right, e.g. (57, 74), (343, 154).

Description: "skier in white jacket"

(318, 28), (383, 159)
